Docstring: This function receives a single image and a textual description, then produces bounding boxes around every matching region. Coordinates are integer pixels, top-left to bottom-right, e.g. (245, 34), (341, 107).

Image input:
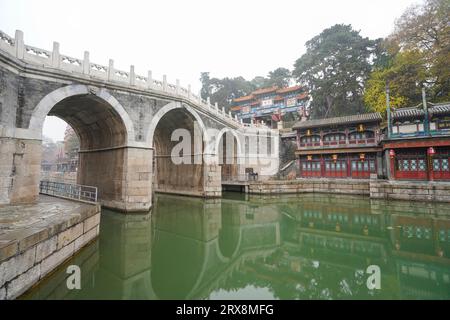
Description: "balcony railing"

(299, 138), (377, 148)
(39, 180), (98, 203)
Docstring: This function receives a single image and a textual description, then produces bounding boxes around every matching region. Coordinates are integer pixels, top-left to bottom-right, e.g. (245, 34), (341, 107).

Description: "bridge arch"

(29, 84), (136, 144)
(30, 84), (145, 209)
(146, 101), (207, 146)
(215, 128), (242, 181)
(148, 101), (210, 196)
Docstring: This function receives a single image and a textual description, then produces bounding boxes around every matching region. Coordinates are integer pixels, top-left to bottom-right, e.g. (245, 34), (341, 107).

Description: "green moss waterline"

(22, 193), (450, 300)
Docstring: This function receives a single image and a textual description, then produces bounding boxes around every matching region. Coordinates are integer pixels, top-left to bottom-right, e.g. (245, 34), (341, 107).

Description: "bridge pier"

(0, 137), (41, 205)
(78, 146), (153, 212)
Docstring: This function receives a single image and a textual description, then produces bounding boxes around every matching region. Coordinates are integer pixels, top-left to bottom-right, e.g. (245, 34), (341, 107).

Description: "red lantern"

(389, 149), (395, 158)
(427, 147), (436, 156)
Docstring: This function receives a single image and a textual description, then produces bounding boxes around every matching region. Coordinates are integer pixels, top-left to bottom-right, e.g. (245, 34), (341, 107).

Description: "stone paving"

(0, 195), (100, 299)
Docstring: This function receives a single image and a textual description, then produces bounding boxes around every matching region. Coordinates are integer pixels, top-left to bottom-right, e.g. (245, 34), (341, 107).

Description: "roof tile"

(293, 112), (382, 130)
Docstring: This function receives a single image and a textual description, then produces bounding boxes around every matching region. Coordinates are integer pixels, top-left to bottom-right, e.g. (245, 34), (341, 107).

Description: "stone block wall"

(248, 178), (370, 196)
(0, 204), (101, 299)
(370, 179), (450, 203)
(0, 138), (41, 205)
(245, 177), (450, 203)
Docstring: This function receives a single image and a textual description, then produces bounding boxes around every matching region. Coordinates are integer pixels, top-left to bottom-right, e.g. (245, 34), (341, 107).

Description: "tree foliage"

(365, 0), (450, 112)
(293, 24), (377, 118)
(266, 67), (292, 88)
(199, 67), (292, 110)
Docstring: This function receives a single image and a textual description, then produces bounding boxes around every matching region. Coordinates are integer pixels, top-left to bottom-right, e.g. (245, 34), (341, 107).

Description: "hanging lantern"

(307, 155), (313, 161)
(389, 149), (396, 158)
(359, 153), (365, 161)
(306, 129), (311, 136)
(332, 154), (338, 162)
(427, 147), (436, 156)
(358, 124), (364, 132)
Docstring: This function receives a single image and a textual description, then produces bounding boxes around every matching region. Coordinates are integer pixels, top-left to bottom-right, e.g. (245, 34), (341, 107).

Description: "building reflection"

(23, 193), (450, 300)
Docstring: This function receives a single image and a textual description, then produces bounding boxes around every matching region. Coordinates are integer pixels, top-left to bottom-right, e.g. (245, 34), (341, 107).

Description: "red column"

(346, 154), (351, 178)
(320, 156), (325, 178)
(427, 147), (435, 181)
(389, 149), (396, 180)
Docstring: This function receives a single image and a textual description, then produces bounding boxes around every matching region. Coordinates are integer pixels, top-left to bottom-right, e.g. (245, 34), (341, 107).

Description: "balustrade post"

(130, 65), (135, 85)
(147, 70), (153, 89)
(163, 75), (167, 91)
(83, 51), (90, 75)
(108, 59), (114, 81)
(15, 30), (24, 59)
(52, 42), (60, 68)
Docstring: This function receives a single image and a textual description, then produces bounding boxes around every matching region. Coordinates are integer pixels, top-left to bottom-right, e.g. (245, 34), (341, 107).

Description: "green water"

(23, 192), (450, 300)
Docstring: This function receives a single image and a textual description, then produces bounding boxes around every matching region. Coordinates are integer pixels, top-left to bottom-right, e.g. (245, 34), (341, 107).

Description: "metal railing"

(39, 180), (98, 203)
(222, 173), (297, 183)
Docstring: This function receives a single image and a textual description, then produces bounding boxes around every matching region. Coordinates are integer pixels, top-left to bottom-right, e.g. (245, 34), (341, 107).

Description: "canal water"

(22, 193), (450, 300)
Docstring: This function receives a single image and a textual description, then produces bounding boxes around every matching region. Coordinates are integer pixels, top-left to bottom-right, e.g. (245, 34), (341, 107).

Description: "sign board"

(261, 99), (273, 107)
(437, 120), (450, 130)
(286, 97), (297, 107)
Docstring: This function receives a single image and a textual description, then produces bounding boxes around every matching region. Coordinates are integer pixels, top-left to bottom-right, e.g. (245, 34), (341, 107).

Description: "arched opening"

(41, 116), (79, 184)
(36, 89), (130, 205)
(217, 130), (240, 182)
(152, 106), (205, 196)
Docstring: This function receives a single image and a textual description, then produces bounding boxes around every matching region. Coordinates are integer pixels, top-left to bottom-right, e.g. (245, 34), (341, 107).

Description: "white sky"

(0, 0), (419, 141)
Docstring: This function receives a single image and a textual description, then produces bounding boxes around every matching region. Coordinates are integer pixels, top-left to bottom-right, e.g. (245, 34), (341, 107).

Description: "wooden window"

(432, 148), (450, 180)
(395, 149), (427, 180)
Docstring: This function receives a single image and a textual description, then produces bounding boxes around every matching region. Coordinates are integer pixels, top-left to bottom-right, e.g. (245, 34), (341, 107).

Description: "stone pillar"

(122, 147), (153, 211)
(203, 155), (221, 198)
(0, 137), (41, 205)
(78, 146), (153, 212)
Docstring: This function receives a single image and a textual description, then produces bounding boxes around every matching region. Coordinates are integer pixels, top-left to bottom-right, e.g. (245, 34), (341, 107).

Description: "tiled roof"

(281, 131), (296, 139)
(293, 112), (382, 130)
(392, 103), (450, 119)
(392, 107), (424, 120)
(252, 86), (279, 95)
(296, 93), (308, 100)
(233, 85), (308, 103)
(233, 94), (254, 103)
(430, 103), (450, 115)
(276, 85), (303, 94)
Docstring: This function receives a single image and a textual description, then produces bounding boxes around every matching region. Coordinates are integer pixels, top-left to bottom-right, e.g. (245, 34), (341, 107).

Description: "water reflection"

(23, 193), (450, 300)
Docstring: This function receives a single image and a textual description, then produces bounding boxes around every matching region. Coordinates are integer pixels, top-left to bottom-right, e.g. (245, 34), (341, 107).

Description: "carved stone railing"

(0, 29), (270, 129)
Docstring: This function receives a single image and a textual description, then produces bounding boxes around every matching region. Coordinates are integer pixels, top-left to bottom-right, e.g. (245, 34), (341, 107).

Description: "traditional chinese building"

(383, 101), (450, 181)
(231, 85), (309, 128)
(292, 113), (383, 179)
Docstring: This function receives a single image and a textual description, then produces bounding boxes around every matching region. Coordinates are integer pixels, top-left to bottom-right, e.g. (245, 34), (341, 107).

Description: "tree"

(293, 24), (377, 118)
(200, 72), (212, 100)
(266, 67), (292, 87)
(201, 76), (255, 111)
(250, 76), (268, 89)
(41, 136), (59, 164)
(391, 0), (449, 101)
(199, 67), (292, 110)
(365, 0), (449, 112)
(364, 49), (426, 113)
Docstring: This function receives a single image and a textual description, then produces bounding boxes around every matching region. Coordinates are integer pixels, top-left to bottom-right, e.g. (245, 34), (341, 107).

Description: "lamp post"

(427, 147), (435, 181)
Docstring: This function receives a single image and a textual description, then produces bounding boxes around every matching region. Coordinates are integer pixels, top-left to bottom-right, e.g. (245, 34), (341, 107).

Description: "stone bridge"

(0, 30), (279, 212)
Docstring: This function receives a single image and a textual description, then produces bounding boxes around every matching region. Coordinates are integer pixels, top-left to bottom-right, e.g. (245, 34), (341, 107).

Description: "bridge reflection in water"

(22, 193), (450, 300)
